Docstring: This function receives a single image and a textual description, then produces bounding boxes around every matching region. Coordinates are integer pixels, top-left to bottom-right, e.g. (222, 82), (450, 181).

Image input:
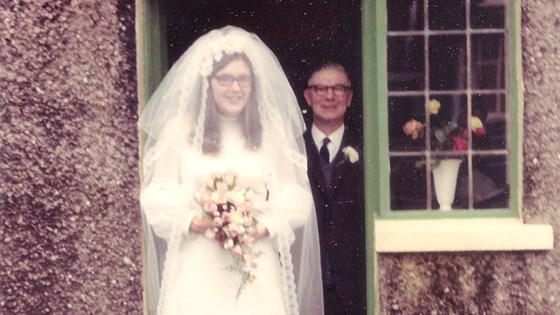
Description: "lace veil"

(139, 26), (324, 315)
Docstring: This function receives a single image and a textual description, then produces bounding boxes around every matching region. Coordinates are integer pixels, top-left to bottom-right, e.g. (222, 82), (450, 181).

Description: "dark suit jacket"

(304, 127), (366, 315)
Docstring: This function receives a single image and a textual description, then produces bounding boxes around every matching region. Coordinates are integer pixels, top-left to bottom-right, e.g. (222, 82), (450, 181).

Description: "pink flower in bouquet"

(227, 225), (239, 238)
(221, 211), (231, 222)
(213, 217), (224, 227)
(243, 235), (256, 246)
(204, 200), (218, 214)
(195, 171), (262, 297)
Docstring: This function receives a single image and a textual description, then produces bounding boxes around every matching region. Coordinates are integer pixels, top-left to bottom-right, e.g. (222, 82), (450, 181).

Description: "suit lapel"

(330, 129), (354, 191)
(304, 131), (329, 195)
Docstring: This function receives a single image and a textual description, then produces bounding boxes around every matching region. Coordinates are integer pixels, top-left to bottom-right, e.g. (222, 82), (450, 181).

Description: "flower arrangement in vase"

(402, 99), (487, 210)
(403, 99), (486, 157)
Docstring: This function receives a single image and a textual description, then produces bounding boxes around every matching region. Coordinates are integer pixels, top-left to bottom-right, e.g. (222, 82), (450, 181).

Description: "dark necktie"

(319, 137), (331, 163)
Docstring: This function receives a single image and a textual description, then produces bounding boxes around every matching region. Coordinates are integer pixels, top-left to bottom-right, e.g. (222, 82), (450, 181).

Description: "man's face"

(304, 68), (353, 128)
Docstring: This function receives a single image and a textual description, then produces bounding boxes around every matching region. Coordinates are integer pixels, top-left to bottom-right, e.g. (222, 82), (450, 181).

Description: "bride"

(139, 26), (324, 315)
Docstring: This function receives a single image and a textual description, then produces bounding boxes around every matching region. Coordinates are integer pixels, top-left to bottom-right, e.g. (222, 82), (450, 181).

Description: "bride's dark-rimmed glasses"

(213, 75), (253, 88)
(307, 84), (351, 96)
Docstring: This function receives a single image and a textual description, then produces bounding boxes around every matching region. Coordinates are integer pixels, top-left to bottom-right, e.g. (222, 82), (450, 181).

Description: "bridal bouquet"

(194, 171), (261, 296)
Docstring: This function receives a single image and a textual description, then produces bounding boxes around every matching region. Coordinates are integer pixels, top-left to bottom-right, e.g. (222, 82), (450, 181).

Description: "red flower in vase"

(403, 99), (486, 154)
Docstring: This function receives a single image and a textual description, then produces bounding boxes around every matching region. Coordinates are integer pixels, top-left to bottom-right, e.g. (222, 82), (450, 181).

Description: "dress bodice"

(181, 118), (269, 207)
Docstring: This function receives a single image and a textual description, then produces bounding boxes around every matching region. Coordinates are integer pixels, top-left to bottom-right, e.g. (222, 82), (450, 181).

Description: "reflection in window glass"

(387, 36), (425, 91)
(387, 0), (424, 31)
(387, 0), (509, 211)
(390, 157), (428, 210)
(429, 0), (466, 30)
(472, 34), (505, 90)
(471, 155), (509, 209)
(429, 35), (467, 90)
(472, 93), (506, 150)
(471, 0), (505, 29)
(388, 96), (425, 152)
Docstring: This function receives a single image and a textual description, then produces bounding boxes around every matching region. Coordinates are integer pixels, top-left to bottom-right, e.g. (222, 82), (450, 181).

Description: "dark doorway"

(161, 0), (362, 131)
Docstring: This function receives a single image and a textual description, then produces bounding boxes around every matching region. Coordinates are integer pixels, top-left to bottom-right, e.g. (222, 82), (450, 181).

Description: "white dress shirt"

(311, 124), (344, 163)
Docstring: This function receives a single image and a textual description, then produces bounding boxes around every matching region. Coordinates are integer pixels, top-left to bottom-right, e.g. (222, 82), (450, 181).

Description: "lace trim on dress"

(277, 225), (299, 315)
(156, 207), (184, 315)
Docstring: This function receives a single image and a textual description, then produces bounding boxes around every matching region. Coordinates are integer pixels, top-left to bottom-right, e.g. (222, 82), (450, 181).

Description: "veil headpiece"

(139, 26), (307, 171)
(139, 26), (323, 315)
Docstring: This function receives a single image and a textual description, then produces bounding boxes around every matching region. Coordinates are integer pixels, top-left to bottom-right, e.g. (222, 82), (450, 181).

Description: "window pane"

(387, 0), (424, 31)
(429, 35), (467, 90)
(472, 155), (509, 209)
(471, 0), (505, 29)
(389, 96), (425, 151)
(429, 0), (466, 30)
(472, 34), (505, 90)
(387, 36), (425, 91)
(426, 94), (468, 152)
(472, 93), (506, 150)
(390, 157), (428, 210)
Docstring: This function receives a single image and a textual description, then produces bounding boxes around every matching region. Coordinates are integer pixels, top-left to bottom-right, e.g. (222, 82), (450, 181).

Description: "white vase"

(432, 159), (462, 211)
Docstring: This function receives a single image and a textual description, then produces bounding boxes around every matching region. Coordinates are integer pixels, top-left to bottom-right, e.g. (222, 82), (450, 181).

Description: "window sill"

(375, 218), (554, 252)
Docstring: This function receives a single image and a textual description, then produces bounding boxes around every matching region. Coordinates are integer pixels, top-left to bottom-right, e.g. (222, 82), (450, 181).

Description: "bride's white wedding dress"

(141, 119), (312, 315)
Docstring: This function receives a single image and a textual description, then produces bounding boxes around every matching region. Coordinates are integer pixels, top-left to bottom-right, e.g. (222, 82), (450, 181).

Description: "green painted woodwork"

(141, 0), (167, 101)
(363, 0), (521, 219)
(507, 0), (522, 216)
(362, 0), (384, 314)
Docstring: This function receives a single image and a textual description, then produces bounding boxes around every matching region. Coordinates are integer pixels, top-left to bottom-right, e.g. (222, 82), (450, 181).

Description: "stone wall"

(0, 0), (142, 314)
(377, 0), (560, 314)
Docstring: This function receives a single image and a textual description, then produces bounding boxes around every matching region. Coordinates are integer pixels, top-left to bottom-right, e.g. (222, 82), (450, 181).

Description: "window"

(388, 0), (509, 212)
(362, 0), (553, 251)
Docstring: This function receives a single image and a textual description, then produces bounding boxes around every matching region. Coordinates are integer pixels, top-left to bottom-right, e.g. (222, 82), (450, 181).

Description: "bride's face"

(210, 58), (253, 117)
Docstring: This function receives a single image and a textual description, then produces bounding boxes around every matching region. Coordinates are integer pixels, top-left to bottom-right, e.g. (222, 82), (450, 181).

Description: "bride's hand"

(189, 214), (214, 234)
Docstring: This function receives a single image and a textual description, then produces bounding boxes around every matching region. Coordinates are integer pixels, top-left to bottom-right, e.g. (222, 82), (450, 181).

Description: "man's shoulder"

(342, 126), (364, 148)
(303, 128), (314, 144)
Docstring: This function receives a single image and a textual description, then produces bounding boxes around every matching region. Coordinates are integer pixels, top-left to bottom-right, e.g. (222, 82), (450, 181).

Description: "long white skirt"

(160, 234), (287, 315)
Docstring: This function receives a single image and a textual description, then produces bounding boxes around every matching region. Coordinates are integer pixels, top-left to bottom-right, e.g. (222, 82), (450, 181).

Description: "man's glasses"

(307, 84), (351, 96)
(213, 75), (253, 88)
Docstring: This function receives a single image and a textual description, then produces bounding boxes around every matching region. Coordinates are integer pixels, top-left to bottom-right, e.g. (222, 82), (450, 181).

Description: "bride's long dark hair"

(202, 53), (262, 154)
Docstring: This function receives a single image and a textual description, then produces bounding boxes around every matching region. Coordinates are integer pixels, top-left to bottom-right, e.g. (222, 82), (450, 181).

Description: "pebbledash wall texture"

(378, 1), (560, 315)
(1, 1), (559, 315)
(0, 0), (143, 314)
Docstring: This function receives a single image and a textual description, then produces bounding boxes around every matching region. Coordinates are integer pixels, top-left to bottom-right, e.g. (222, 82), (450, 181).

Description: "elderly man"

(303, 61), (367, 315)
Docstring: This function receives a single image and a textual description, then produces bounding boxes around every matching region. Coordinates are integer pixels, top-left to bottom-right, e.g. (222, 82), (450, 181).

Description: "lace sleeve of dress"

(140, 144), (197, 240)
(257, 182), (312, 242)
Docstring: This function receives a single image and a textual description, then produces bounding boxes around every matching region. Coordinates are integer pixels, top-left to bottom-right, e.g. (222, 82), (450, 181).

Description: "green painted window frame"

(362, 0), (522, 220)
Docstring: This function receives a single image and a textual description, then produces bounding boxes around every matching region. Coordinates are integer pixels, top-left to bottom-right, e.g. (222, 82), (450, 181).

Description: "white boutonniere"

(342, 146), (359, 163)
